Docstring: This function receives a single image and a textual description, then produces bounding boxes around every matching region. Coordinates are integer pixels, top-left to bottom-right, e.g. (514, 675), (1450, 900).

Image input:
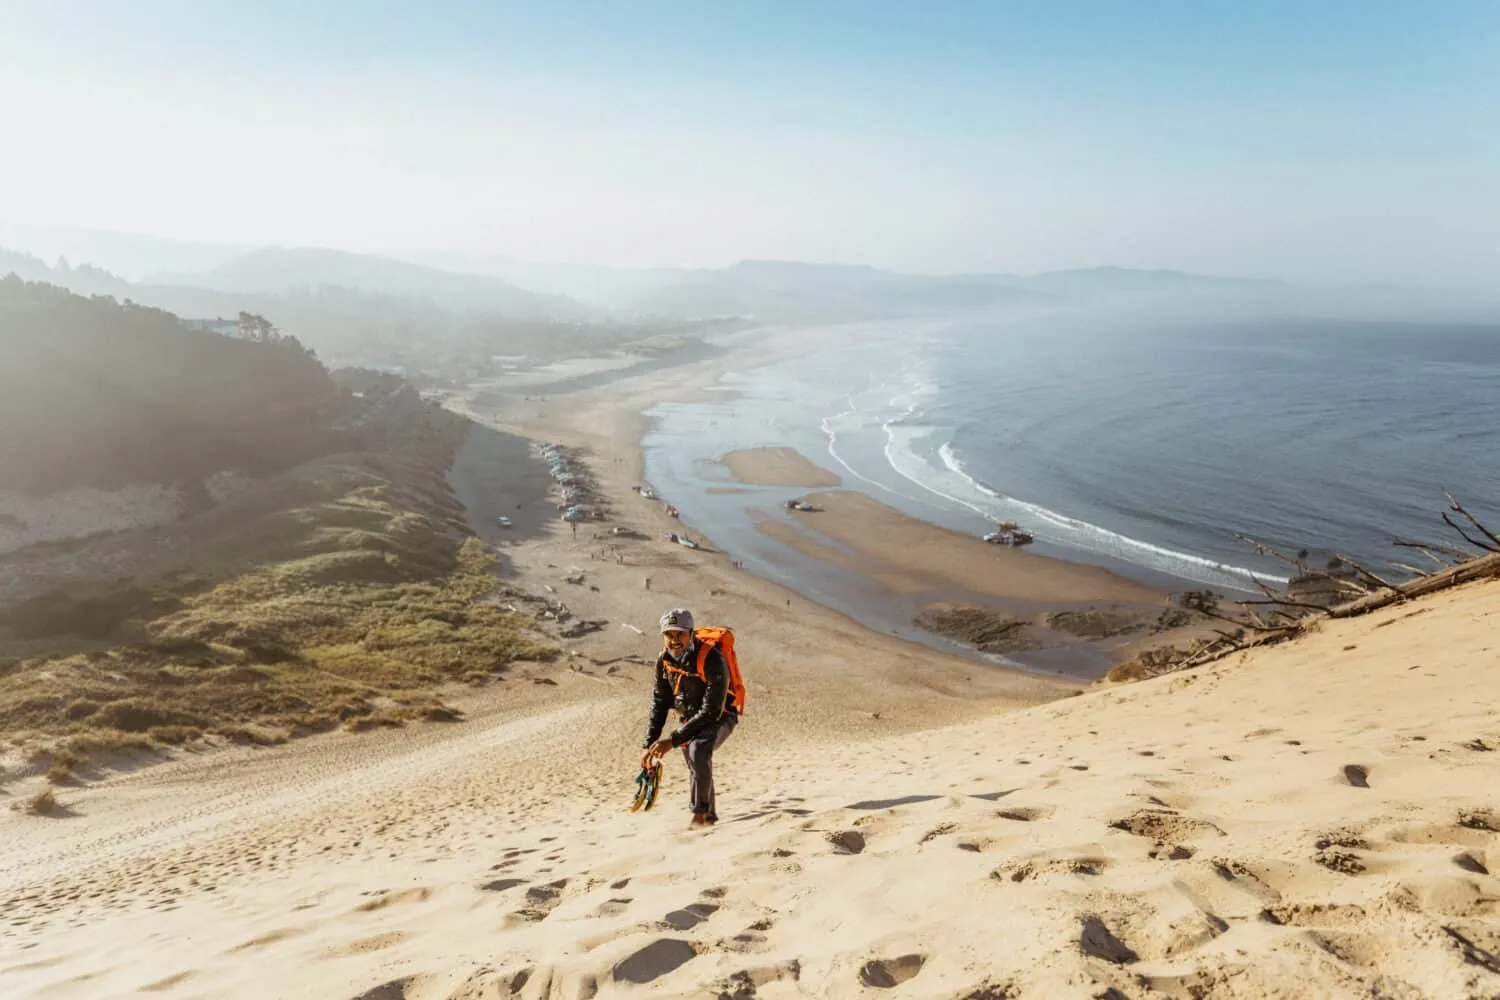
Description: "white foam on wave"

(821, 396), (923, 502)
(821, 339), (1287, 589)
(819, 357), (941, 504)
(929, 438), (1290, 587)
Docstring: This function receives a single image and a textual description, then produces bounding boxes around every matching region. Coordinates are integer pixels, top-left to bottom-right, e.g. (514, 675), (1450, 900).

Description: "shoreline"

(451, 333), (1208, 680)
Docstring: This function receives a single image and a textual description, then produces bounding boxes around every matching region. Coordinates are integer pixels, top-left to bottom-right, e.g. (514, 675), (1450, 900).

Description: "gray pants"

(680, 714), (738, 817)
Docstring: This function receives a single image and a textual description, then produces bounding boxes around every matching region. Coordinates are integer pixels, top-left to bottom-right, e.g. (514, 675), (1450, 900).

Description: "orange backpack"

(663, 626), (747, 717)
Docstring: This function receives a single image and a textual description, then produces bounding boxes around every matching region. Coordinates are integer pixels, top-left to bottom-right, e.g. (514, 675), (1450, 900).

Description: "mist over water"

(646, 314), (1500, 593)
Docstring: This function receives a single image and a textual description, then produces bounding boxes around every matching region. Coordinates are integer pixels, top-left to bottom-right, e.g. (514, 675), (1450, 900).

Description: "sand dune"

(3, 341), (1497, 999)
(3, 573), (1495, 999)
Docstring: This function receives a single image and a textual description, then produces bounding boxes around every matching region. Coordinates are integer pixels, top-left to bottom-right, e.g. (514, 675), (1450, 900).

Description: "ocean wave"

(819, 397), (919, 501)
(905, 435), (1288, 588)
(828, 353), (1289, 588)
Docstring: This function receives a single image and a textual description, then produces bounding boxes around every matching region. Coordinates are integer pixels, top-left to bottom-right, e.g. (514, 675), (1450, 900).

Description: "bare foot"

(688, 814), (713, 830)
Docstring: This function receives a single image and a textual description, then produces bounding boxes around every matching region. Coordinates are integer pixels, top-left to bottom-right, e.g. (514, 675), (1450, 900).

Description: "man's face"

(663, 629), (691, 657)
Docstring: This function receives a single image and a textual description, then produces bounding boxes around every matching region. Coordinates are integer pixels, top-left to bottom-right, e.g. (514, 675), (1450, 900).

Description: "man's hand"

(641, 738), (675, 769)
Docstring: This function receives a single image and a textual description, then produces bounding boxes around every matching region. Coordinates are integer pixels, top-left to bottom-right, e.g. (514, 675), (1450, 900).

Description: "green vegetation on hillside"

(2, 455), (553, 757)
(0, 283), (556, 771)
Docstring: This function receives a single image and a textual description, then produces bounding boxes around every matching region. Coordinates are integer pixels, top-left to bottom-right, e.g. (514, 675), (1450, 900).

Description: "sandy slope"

(2, 340), (1496, 999)
(2, 573), (1495, 998)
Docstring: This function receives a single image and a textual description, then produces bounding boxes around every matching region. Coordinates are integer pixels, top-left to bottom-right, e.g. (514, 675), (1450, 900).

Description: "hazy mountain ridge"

(4, 228), (1294, 322)
(153, 246), (593, 321)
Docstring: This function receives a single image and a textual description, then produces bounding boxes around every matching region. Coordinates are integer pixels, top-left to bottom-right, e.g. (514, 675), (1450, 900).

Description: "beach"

(2, 331), (1498, 1000)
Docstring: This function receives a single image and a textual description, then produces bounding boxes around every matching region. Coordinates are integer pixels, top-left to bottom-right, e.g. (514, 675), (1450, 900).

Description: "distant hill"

(0, 249), (134, 299)
(397, 252), (685, 311)
(1008, 266), (1279, 297)
(0, 278), (344, 494)
(624, 259), (1051, 320)
(617, 260), (1287, 321)
(157, 247), (592, 321)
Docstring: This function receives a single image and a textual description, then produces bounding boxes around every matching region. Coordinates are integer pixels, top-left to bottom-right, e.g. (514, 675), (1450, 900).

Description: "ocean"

(641, 312), (1500, 599)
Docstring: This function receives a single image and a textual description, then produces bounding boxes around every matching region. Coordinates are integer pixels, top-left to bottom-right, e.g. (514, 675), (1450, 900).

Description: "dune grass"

(0, 415), (556, 762)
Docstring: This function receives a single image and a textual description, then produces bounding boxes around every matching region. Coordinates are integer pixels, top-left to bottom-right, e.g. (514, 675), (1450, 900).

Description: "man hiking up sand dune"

(641, 608), (743, 828)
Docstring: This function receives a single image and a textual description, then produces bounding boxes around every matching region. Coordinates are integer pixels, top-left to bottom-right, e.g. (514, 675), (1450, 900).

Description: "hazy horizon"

(3, 3), (1499, 288)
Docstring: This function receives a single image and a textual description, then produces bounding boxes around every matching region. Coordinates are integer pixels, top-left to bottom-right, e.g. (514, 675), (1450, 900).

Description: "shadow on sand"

(446, 422), (559, 552)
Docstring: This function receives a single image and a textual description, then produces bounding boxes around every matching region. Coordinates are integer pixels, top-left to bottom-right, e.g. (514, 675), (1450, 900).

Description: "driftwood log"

(1116, 491), (1498, 681)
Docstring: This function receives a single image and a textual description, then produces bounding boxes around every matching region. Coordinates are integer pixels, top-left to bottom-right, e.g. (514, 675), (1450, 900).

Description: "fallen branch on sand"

(1111, 490), (1499, 682)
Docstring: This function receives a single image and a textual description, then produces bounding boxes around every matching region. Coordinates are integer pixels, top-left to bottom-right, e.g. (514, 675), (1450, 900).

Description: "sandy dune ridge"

(2, 576), (1496, 999)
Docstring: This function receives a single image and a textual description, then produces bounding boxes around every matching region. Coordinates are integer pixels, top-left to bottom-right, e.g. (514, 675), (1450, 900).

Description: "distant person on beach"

(641, 608), (741, 828)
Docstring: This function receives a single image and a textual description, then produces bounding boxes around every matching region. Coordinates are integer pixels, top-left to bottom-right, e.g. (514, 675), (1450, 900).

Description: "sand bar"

(722, 446), (842, 487)
(763, 489), (1166, 606)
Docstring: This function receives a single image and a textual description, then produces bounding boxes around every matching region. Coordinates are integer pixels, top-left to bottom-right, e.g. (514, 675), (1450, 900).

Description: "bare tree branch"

(1333, 553), (1404, 596)
(1392, 540), (1467, 568)
(1442, 513), (1500, 554)
(1444, 488), (1500, 551)
(1236, 596), (1331, 613)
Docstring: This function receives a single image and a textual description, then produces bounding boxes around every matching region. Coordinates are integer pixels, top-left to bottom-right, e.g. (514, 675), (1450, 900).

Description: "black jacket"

(643, 642), (738, 748)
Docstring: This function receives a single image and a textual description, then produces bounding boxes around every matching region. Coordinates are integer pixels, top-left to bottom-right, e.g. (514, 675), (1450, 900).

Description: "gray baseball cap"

(659, 608), (694, 633)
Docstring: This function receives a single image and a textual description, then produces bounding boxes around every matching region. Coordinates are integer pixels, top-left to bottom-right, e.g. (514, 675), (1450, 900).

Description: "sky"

(1, 1), (1498, 284)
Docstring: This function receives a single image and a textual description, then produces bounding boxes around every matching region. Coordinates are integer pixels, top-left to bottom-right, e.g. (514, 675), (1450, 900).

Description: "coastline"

(450, 331), (1206, 680)
(444, 333), (1079, 718)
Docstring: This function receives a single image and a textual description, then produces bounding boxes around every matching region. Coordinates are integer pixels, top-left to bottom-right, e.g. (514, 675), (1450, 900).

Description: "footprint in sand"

(321, 931), (410, 959)
(993, 856), (1111, 882)
(1306, 929), (1390, 969)
(139, 970), (195, 992)
(594, 898), (632, 918)
(347, 977), (416, 1000)
(721, 917), (777, 954)
(1110, 809), (1224, 842)
(1342, 764), (1370, 788)
(827, 830), (866, 855)
(1261, 902), (1367, 928)
(920, 823), (957, 844)
(716, 959), (801, 998)
(1459, 810), (1499, 832)
(1209, 859), (1282, 903)
(1148, 842), (1196, 861)
(996, 806), (1052, 823)
(1079, 916), (1138, 965)
(1312, 829), (1371, 874)
(512, 879), (569, 922)
(479, 878), (527, 892)
(1452, 852), (1489, 875)
(226, 927), (304, 954)
(611, 939), (697, 985)
(663, 902), (719, 930)
(352, 887), (432, 913)
(858, 953), (926, 989)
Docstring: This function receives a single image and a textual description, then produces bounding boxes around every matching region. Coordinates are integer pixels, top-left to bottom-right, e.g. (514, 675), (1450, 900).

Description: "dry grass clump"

(19, 788), (60, 816)
(0, 423), (553, 760)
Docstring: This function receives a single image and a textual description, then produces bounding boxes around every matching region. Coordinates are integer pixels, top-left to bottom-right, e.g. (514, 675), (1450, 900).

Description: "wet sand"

(722, 446), (842, 488)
